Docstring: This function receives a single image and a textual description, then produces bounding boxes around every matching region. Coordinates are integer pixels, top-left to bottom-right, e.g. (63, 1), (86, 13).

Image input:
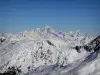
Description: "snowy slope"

(0, 26), (99, 75)
(26, 51), (100, 75)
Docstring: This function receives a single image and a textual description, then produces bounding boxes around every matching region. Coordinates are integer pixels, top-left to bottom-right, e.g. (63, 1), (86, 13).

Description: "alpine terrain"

(0, 26), (100, 75)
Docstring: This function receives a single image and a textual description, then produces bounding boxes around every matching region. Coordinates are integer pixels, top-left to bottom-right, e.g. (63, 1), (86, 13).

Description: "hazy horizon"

(0, 0), (100, 35)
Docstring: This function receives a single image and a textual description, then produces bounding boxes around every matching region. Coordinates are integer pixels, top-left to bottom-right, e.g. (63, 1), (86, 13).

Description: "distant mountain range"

(0, 26), (100, 75)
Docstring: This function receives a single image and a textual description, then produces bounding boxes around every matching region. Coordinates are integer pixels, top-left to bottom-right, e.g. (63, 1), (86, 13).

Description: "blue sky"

(0, 0), (100, 35)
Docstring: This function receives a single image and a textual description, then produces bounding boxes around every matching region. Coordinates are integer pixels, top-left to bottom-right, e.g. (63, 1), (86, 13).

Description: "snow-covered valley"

(0, 26), (100, 75)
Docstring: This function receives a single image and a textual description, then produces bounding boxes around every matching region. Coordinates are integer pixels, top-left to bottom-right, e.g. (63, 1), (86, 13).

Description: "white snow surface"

(0, 26), (99, 75)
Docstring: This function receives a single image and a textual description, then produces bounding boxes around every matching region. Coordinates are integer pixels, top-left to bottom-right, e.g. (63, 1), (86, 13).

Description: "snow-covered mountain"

(0, 26), (99, 75)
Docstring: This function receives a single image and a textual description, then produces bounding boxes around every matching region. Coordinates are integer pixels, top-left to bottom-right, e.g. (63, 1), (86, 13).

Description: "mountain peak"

(42, 26), (56, 34)
(43, 26), (54, 32)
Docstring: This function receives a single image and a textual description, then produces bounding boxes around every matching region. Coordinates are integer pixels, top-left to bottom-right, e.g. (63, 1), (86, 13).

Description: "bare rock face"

(74, 35), (100, 52)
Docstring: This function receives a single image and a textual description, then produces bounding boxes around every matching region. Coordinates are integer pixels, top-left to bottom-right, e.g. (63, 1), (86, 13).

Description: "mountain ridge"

(0, 26), (99, 75)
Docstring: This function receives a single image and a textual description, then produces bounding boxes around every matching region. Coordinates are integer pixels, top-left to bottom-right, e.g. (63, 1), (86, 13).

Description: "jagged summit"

(42, 26), (55, 34)
(43, 26), (53, 30)
(41, 26), (65, 38)
(41, 26), (58, 37)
